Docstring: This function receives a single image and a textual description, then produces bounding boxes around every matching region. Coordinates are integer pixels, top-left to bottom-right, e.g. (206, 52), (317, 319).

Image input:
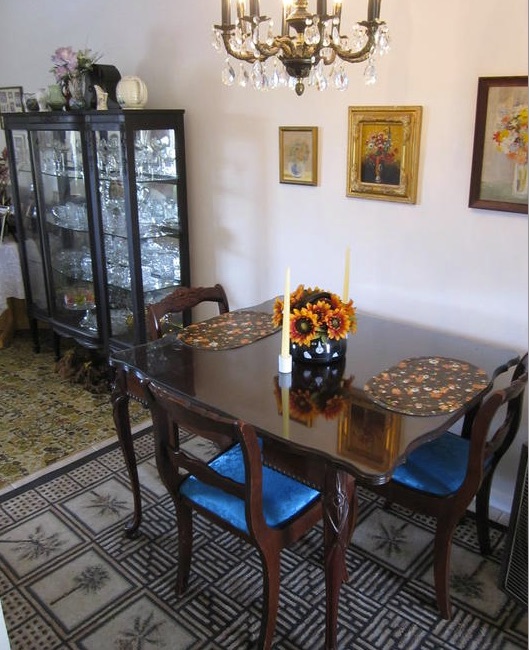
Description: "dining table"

(109, 300), (521, 650)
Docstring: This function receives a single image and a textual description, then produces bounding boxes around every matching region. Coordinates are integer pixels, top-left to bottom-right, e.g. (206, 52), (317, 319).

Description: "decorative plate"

(364, 356), (490, 416)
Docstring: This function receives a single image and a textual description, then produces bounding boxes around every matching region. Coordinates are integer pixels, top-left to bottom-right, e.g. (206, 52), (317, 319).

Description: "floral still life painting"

(347, 106), (422, 204)
(469, 76), (528, 213)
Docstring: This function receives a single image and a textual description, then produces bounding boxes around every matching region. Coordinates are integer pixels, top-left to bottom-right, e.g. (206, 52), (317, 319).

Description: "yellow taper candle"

(281, 267), (291, 358)
(342, 247), (350, 302)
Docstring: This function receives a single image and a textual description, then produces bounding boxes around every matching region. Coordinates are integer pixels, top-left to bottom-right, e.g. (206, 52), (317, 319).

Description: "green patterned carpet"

(0, 332), (148, 489)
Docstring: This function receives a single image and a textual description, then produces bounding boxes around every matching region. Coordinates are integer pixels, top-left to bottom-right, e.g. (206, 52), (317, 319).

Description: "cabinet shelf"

(3, 109), (190, 356)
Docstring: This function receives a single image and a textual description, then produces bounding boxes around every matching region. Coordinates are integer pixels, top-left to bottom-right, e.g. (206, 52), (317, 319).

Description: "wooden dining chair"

(147, 283), (229, 340)
(144, 380), (324, 649)
(366, 353), (528, 619)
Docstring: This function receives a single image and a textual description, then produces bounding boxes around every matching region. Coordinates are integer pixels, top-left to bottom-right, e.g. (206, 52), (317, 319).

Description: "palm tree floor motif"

(49, 564), (110, 606)
(0, 525), (66, 561)
(114, 611), (167, 649)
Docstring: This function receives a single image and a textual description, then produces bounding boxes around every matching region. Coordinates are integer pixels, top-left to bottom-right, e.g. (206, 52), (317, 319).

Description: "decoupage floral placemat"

(177, 310), (279, 350)
(364, 356), (490, 416)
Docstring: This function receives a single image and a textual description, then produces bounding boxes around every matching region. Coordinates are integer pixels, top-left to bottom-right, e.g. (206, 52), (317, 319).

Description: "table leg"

(112, 368), (143, 537)
(323, 467), (356, 650)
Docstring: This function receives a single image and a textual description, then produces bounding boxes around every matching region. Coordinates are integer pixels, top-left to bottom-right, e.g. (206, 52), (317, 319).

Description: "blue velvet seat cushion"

(392, 432), (472, 496)
(180, 443), (320, 533)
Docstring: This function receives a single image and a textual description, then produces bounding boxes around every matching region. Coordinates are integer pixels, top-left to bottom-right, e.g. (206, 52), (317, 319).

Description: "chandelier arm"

(332, 21), (381, 64)
(220, 31), (265, 63)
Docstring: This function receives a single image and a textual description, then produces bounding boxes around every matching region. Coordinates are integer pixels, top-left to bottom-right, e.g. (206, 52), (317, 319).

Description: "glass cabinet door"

(8, 130), (48, 312)
(96, 125), (183, 345)
(33, 128), (99, 339)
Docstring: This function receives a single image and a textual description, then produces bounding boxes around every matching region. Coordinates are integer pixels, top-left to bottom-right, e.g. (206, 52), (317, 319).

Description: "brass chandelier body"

(213, 0), (390, 95)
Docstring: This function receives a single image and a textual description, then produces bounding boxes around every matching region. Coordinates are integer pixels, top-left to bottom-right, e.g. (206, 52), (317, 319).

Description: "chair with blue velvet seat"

(367, 353), (527, 619)
(144, 380), (323, 650)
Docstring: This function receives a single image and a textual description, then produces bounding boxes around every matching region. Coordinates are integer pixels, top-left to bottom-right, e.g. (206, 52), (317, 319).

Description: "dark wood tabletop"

(111, 304), (520, 482)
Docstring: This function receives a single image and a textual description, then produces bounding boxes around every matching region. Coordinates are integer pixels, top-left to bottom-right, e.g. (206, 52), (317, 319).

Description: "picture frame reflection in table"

(0, 86), (24, 114)
(346, 105), (423, 204)
(279, 126), (318, 186)
(468, 76), (528, 214)
(338, 388), (402, 473)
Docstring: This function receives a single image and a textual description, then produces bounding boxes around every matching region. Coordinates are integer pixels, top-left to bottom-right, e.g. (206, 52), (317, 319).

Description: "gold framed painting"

(279, 126), (318, 186)
(346, 106), (423, 203)
(468, 76), (528, 214)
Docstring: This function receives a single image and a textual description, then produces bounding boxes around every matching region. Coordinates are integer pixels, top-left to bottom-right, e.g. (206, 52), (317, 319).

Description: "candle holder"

(278, 354), (292, 374)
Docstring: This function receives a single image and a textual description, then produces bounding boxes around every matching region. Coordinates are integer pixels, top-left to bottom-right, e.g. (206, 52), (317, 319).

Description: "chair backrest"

(147, 284), (229, 340)
(144, 380), (268, 533)
(466, 353), (528, 488)
(482, 352), (528, 461)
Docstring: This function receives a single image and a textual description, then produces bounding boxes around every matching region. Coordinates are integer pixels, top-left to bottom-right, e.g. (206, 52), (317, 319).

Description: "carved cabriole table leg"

(111, 367), (143, 537)
(323, 466), (357, 650)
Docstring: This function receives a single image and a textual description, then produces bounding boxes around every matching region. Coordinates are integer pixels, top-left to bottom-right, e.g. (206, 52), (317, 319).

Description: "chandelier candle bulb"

(343, 247), (351, 302)
(250, 0), (260, 16)
(333, 1), (342, 21)
(222, 0), (231, 24)
(368, 0), (381, 20)
(237, 1), (245, 19)
(282, 3), (292, 35)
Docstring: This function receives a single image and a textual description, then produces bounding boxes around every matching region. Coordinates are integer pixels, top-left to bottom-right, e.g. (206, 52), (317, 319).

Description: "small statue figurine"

(94, 85), (108, 110)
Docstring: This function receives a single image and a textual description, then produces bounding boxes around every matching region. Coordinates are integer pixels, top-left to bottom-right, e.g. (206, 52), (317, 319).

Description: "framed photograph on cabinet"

(0, 87), (24, 114)
(279, 126), (318, 186)
(346, 106), (422, 203)
(469, 76), (528, 214)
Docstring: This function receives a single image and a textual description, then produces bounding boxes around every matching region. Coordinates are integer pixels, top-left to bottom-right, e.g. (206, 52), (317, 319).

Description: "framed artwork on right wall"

(469, 76), (528, 214)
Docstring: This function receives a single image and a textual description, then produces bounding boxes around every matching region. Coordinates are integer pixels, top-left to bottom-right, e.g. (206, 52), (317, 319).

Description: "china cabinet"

(3, 109), (190, 356)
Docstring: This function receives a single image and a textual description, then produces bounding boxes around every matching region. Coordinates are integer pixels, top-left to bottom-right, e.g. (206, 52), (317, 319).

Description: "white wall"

(1, 0), (527, 513)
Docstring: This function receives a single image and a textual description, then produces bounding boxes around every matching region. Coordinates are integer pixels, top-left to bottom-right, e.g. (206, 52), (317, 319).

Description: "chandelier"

(212, 0), (390, 96)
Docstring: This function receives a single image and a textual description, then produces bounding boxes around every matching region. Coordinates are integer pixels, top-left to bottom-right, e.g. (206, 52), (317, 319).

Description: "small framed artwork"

(338, 388), (401, 473)
(346, 105), (423, 203)
(279, 126), (318, 186)
(0, 86), (24, 114)
(469, 76), (528, 214)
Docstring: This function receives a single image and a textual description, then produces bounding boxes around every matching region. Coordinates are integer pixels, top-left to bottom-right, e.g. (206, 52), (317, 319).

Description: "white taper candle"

(342, 247), (351, 302)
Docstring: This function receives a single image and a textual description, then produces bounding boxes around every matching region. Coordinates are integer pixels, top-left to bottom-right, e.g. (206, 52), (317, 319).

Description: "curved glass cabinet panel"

(3, 110), (190, 355)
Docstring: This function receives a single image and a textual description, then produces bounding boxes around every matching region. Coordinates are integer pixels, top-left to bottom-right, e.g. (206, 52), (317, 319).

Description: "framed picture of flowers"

(346, 106), (423, 204)
(469, 76), (528, 214)
(279, 126), (318, 186)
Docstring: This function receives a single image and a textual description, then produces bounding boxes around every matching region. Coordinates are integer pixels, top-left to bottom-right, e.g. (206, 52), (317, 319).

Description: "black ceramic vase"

(290, 336), (347, 365)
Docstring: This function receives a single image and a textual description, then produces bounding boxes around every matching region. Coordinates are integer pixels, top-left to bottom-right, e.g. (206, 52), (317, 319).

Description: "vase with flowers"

(364, 127), (398, 184)
(492, 105), (528, 197)
(273, 285), (357, 365)
(50, 46), (101, 110)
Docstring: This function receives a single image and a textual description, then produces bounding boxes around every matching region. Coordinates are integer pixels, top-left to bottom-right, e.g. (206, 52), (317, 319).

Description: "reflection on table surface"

(112, 304), (520, 483)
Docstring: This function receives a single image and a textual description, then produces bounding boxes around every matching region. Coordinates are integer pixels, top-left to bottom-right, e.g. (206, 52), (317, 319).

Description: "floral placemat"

(177, 311), (279, 350)
(364, 356), (490, 416)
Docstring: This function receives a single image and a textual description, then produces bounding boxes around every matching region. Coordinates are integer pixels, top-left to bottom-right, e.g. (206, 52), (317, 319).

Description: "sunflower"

(290, 307), (319, 345)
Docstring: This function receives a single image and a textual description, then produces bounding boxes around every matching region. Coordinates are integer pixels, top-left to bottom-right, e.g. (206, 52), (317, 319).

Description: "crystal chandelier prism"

(212, 0), (390, 96)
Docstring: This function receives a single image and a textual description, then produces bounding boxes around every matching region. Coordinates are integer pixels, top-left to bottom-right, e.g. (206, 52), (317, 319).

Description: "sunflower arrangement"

(273, 285), (357, 347)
